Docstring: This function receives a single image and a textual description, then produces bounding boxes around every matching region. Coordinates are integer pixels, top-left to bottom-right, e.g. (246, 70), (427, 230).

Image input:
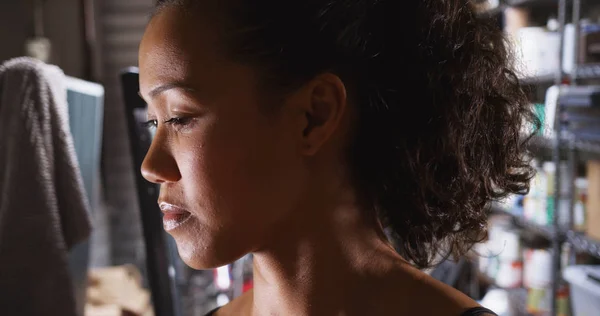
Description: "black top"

(204, 306), (498, 315)
(461, 307), (498, 316)
(204, 307), (219, 316)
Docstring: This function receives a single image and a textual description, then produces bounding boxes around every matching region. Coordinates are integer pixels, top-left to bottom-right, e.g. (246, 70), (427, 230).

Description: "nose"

(141, 136), (181, 184)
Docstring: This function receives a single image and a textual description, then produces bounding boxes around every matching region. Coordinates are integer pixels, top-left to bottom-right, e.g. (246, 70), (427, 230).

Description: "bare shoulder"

(213, 264), (488, 316)
(212, 289), (253, 316)
(370, 262), (483, 316)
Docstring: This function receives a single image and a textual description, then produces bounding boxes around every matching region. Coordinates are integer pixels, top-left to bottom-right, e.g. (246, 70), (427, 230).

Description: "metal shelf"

(490, 205), (557, 240)
(477, 5), (505, 16)
(529, 135), (600, 160)
(491, 206), (600, 258)
(477, 0), (561, 16)
(520, 74), (556, 85)
(512, 214), (556, 240)
(529, 134), (552, 149)
(507, 0), (562, 7)
(566, 230), (600, 259)
(572, 139), (600, 155)
(575, 64), (600, 80)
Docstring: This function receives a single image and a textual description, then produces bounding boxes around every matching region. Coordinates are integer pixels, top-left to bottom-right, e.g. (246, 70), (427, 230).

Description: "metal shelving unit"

(482, 6), (506, 16)
(551, 1), (600, 315)
(508, 0), (562, 6)
(514, 214), (557, 239)
(491, 205), (557, 239)
(566, 230), (600, 259)
(476, 0), (561, 18)
(576, 63), (600, 79)
(559, 135), (600, 263)
(482, 1), (600, 315)
(491, 203), (600, 260)
(548, 1), (570, 314)
(529, 135), (600, 161)
(521, 74), (557, 85)
(572, 139), (600, 155)
(474, 1), (600, 315)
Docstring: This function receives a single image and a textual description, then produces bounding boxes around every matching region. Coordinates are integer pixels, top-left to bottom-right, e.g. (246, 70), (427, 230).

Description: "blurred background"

(1, 0), (600, 315)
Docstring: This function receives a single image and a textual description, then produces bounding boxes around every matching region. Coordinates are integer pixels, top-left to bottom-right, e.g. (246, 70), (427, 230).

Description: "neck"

(250, 197), (402, 316)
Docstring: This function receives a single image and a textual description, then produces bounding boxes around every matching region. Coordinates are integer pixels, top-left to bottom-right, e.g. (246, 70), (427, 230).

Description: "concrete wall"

(0, 0), (86, 78)
(96, 0), (152, 270)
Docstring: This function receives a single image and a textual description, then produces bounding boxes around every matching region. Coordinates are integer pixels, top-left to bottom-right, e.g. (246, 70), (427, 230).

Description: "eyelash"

(143, 117), (194, 130)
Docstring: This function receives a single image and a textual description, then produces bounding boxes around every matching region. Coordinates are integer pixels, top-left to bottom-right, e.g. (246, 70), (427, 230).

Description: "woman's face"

(138, 6), (308, 269)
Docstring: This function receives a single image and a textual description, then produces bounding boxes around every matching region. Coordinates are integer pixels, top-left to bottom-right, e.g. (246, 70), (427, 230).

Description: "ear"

(298, 73), (348, 156)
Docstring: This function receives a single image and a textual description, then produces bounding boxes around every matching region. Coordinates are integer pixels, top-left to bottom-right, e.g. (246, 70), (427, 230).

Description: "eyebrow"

(144, 82), (197, 100)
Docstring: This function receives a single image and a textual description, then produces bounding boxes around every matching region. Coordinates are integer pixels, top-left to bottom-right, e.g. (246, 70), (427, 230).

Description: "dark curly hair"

(155, 0), (539, 268)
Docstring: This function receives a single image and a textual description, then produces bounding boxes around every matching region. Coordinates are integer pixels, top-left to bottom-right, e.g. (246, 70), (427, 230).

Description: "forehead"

(138, 6), (224, 95)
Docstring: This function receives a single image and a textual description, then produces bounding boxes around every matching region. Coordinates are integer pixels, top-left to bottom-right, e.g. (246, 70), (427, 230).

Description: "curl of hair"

(156, 0), (539, 268)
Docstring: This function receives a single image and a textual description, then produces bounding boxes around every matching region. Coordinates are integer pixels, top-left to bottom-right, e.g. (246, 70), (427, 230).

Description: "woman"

(139, 0), (536, 315)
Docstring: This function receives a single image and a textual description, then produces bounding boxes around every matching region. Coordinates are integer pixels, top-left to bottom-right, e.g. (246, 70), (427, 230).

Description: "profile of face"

(139, 6), (348, 269)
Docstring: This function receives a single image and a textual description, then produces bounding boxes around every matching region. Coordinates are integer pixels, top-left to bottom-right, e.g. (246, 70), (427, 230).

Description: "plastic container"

(573, 178), (588, 232)
(499, 230), (522, 261)
(496, 260), (523, 289)
(563, 265), (600, 316)
(527, 250), (553, 288)
(495, 230), (524, 289)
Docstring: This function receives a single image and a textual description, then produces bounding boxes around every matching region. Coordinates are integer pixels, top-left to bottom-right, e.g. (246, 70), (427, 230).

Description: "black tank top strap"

(205, 305), (497, 315)
(460, 306), (498, 316)
(204, 307), (221, 316)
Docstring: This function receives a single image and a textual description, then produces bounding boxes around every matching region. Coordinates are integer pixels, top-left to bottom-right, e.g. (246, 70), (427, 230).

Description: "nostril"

(141, 158), (162, 184)
(141, 164), (167, 184)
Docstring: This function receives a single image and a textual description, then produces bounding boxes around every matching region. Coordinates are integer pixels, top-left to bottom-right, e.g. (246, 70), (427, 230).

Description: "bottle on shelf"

(523, 159), (543, 222)
(524, 249), (553, 315)
(573, 178), (588, 232)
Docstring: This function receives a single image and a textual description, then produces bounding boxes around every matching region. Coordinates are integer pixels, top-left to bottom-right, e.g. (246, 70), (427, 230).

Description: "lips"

(159, 202), (192, 231)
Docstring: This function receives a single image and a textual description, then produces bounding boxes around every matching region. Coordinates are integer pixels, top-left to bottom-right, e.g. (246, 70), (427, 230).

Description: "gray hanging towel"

(0, 57), (92, 316)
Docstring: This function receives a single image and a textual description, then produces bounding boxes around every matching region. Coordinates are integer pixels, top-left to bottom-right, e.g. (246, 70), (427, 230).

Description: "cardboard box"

(85, 265), (153, 316)
(586, 161), (600, 240)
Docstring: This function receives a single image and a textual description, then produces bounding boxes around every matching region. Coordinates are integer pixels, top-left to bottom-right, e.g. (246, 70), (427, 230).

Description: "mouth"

(159, 202), (192, 231)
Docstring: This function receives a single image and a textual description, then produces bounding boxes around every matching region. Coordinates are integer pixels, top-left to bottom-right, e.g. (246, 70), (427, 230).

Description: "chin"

(171, 233), (247, 270)
(178, 251), (224, 270)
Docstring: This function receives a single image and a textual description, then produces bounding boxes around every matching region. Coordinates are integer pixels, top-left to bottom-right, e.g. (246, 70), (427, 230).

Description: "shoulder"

(210, 289), (253, 316)
(370, 262), (484, 316)
(460, 307), (497, 316)
(211, 264), (489, 316)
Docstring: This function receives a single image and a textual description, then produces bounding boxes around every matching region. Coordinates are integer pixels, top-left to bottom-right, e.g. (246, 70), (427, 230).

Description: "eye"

(164, 117), (192, 126)
(142, 119), (158, 129)
(164, 116), (198, 132)
(141, 117), (196, 133)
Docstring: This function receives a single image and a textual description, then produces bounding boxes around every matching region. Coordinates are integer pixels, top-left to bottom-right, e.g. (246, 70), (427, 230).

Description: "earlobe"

(300, 73), (348, 156)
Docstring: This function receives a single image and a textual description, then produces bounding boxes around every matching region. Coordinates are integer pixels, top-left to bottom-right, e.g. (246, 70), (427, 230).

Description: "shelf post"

(552, 1), (569, 314)
(572, 0), (582, 84)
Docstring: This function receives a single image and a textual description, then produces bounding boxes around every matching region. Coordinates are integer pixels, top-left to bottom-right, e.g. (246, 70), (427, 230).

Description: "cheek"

(177, 114), (303, 246)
